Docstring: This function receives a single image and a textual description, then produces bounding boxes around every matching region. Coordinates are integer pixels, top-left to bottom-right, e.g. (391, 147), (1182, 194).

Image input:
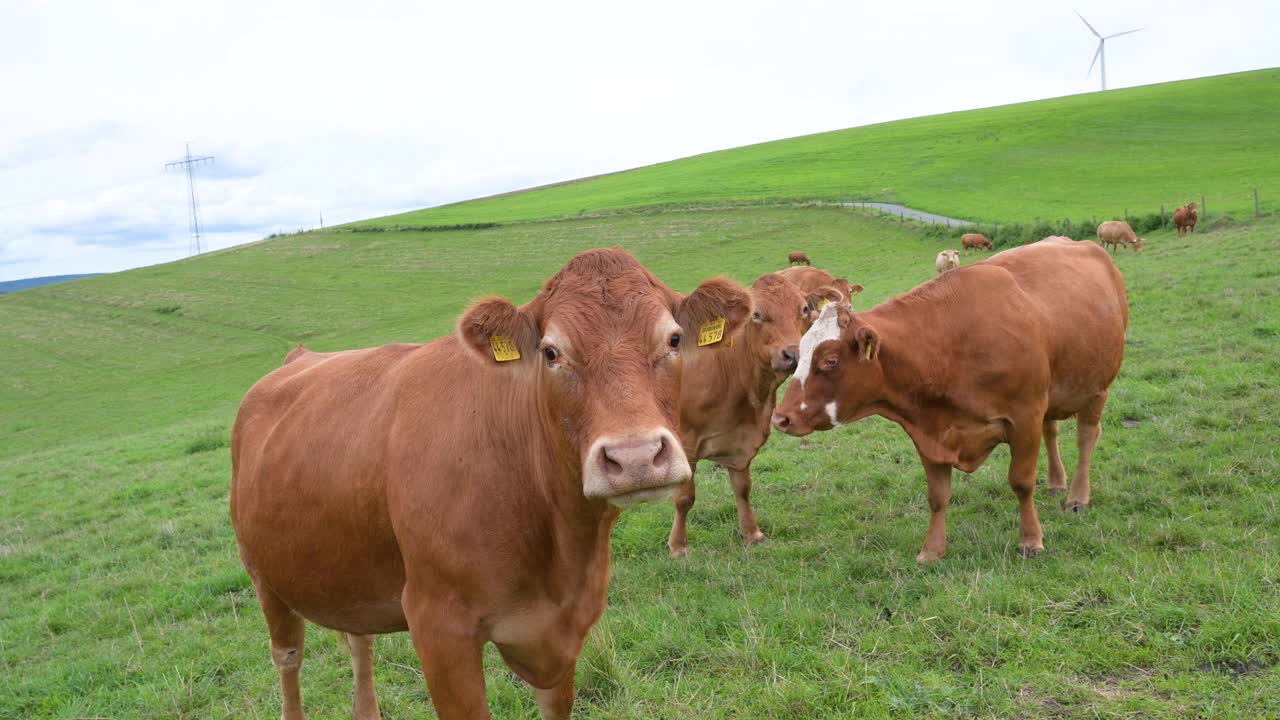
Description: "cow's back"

(985, 238), (1128, 416)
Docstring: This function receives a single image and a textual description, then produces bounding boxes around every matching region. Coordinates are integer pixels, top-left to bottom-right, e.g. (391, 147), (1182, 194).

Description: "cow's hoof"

(742, 530), (767, 545)
(916, 549), (944, 563)
(668, 546), (689, 559)
(1065, 501), (1088, 514)
(1019, 544), (1043, 558)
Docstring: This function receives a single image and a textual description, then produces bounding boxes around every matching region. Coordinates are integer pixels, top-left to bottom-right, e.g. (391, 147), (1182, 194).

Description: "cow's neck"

(858, 311), (982, 466)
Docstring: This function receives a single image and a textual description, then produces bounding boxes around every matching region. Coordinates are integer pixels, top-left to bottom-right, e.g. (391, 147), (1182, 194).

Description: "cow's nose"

(601, 435), (668, 476)
(771, 411), (791, 432)
(586, 430), (689, 500)
(774, 345), (799, 372)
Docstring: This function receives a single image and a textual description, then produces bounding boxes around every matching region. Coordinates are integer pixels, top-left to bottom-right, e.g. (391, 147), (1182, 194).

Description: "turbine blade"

(1087, 42), (1102, 77)
(1075, 10), (1101, 37)
(1106, 27), (1144, 38)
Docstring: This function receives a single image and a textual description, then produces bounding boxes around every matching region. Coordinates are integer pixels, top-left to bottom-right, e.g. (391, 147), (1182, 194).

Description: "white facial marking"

(800, 402), (807, 411)
(825, 401), (841, 427)
(794, 302), (841, 386)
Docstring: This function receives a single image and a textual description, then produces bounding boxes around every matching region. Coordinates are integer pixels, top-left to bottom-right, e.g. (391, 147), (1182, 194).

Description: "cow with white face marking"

(773, 237), (1128, 562)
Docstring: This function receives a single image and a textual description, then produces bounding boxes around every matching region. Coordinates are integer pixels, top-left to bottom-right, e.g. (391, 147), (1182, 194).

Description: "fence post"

(1255, 188), (1261, 217)
(1124, 208), (1128, 222)
(1201, 193), (1206, 220)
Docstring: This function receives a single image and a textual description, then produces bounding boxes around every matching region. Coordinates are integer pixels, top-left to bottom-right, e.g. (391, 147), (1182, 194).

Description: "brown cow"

(775, 264), (864, 320)
(1097, 220), (1144, 254)
(961, 233), (993, 251)
(1174, 202), (1198, 237)
(668, 273), (844, 557)
(231, 248), (751, 720)
(787, 251), (812, 266)
(772, 237), (1127, 561)
(935, 249), (960, 274)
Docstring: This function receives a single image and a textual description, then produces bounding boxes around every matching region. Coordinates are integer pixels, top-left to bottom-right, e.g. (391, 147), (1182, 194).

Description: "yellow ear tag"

(698, 317), (726, 346)
(725, 335), (734, 348)
(864, 342), (874, 360)
(818, 298), (830, 310)
(853, 287), (863, 296)
(490, 335), (521, 362)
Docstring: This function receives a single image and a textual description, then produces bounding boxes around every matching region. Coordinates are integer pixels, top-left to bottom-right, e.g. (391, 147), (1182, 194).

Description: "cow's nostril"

(652, 435), (671, 469)
(783, 349), (796, 363)
(601, 448), (624, 476)
(772, 412), (791, 430)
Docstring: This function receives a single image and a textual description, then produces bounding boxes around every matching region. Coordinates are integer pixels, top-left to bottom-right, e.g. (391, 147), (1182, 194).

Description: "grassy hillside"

(3, 208), (1278, 718)
(362, 69), (1280, 227)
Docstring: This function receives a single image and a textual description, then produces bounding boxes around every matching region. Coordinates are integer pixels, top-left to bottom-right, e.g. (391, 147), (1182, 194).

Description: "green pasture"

(3, 206), (1278, 718)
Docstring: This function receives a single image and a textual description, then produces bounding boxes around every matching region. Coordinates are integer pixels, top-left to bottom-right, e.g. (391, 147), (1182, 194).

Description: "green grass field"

(360, 69), (1280, 228)
(3, 203), (1278, 717)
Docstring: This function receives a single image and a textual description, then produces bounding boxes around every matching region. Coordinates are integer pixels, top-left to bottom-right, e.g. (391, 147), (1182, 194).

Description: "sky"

(2, 0), (1277, 281)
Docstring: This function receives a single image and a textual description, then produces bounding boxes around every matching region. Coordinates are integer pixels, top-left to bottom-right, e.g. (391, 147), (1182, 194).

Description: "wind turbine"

(1076, 11), (1142, 91)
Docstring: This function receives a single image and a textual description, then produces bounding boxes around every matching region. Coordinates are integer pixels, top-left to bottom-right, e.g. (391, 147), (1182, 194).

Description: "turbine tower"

(1076, 11), (1142, 91)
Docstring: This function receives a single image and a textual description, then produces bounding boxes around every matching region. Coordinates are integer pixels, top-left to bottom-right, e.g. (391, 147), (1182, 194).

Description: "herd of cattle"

(230, 233), (1132, 718)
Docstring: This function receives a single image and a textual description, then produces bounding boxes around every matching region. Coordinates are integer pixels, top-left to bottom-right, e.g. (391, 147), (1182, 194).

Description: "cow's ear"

(846, 283), (865, 299)
(458, 297), (538, 364)
(851, 324), (880, 363)
(675, 277), (752, 341)
(806, 286), (844, 312)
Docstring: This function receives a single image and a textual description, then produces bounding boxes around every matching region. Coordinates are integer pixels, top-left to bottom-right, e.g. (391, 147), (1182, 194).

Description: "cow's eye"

(543, 347), (559, 364)
(669, 333), (681, 349)
(802, 305), (811, 316)
(751, 311), (763, 323)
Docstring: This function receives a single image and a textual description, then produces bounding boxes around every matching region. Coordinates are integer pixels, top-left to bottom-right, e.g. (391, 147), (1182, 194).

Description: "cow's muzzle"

(584, 429), (691, 507)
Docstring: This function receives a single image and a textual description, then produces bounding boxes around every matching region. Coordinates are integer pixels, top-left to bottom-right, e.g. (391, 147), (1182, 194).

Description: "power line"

(164, 143), (215, 255)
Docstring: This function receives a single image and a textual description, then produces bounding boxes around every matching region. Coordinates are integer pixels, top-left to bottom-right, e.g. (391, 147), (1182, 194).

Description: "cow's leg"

(1068, 391), (1108, 513)
(252, 582), (307, 720)
(342, 632), (381, 720)
(406, 602), (490, 720)
(917, 459), (952, 562)
(667, 469), (697, 558)
(728, 465), (766, 545)
(1008, 424), (1045, 557)
(533, 661), (577, 720)
(1042, 419), (1068, 494)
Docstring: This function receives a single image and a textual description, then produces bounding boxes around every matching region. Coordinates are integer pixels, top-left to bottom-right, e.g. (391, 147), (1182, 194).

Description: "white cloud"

(2, 0), (1278, 281)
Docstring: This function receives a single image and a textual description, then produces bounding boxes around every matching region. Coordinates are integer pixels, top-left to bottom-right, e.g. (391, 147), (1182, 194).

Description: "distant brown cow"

(775, 265), (864, 321)
(1174, 203), (1198, 237)
(1097, 220), (1144, 254)
(772, 237), (1128, 561)
(961, 233), (993, 251)
(668, 273), (843, 557)
(935, 249), (960, 274)
(231, 248), (751, 719)
(788, 252), (812, 266)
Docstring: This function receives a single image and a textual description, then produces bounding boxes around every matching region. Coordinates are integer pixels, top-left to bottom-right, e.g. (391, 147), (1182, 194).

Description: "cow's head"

(1133, 237), (1144, 253)
(459, 249), (751, 508)
(771, 303), (883, 436)
(745, 274), (844, 374)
